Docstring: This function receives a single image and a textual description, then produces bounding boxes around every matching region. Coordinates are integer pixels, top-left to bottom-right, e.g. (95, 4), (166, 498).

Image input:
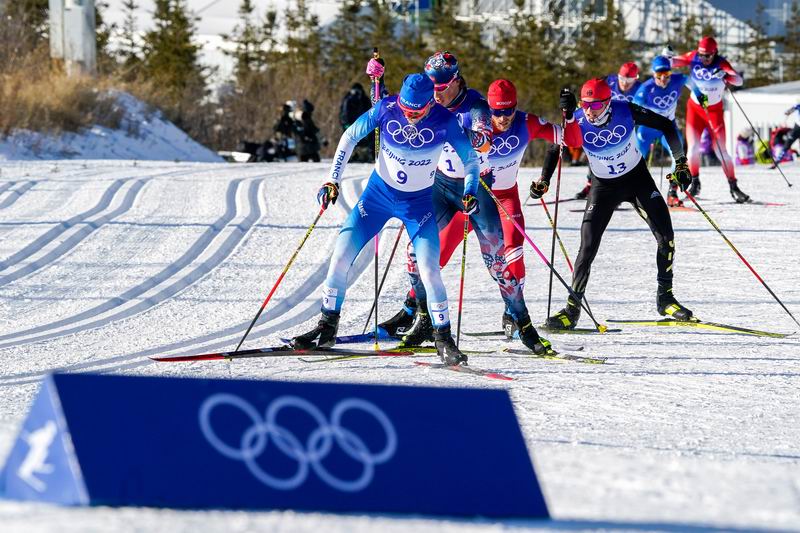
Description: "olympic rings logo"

(583, 125), (628, 148)
(386, 120), (434, 148)
(489, 135), (520, 156)
(653, 91), (678, 109)
(612, 92), (632, 102)
(693, 65), (715, 81)
(199, 393), (398, 492)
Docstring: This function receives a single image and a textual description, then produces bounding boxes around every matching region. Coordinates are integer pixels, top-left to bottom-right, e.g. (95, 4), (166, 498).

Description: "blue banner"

(1, 373), (548, 518)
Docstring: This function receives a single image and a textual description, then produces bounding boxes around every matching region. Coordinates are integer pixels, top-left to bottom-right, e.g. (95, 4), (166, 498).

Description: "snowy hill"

(0, 161), (798, 532)
(0, 92), (222, 163)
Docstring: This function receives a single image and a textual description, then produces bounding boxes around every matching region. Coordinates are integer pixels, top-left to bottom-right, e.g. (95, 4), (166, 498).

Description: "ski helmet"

(398, 73), (434, 111)
(618, 62), (639, 79)
(487, 79), (517, 109)
(698, 36), (718, 55)
(580, 78), (612, 102)
(652, 55), (671, 73)
(424, 51), (460, 89)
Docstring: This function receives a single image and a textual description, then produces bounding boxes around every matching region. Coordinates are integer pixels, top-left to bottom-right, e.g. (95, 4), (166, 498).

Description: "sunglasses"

(698, 52), (714, 59)
(654, 71), (672, 78)
(433, 75), (458, 92)
(491, 107), (516, 117)
(581, 98), (610, 111)
(619, 76), (637, 84)
(399, 100), (432, 120)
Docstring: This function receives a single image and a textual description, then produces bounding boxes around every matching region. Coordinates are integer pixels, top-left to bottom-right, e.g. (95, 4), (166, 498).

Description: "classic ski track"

(0, 173), (377, 383)
(0, 165), (295, 347)
(0, 180), (37, 209)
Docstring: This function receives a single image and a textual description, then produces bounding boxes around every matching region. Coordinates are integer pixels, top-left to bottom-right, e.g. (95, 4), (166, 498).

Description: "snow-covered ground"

(0, 93), (222, 163)
(0, 160), (798, 532)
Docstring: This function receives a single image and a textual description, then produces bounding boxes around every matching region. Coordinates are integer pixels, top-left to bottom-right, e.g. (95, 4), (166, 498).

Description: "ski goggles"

(398, 98), (433, 120)
(654, 70), (672, 79)
(432, 74), (458, 92)
(618, 76), (637, 85)
(580, 98), (610, 111)
(490, 106), (516, 117)
(698, 52), (715, 59)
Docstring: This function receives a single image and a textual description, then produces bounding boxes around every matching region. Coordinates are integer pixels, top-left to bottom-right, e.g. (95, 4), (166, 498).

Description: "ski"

(280, 327), (397, 346)
(151, 345), (413, 362)
(502, 347), (607, 364)
(529, 197), (578, 207)
(466, 328), (617, 337)
(414, 361), (514, 381)
(607, 318), (792, 338)
(299, 346), (493, 363)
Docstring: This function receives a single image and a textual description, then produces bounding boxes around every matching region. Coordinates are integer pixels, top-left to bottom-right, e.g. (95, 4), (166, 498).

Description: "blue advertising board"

(0, 373), (548, 518)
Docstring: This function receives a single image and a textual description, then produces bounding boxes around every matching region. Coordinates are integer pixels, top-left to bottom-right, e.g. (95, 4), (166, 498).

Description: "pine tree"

(117, 0), (142, 79)
(322, 0), (370, 83)
(570, 0), (636, 82)
(741, 1), (777, 88)
(781, 0), (800, 81)
(223, 0), (276, 81)
(95, 1), (118, 75)
(284, 0), (322, 68)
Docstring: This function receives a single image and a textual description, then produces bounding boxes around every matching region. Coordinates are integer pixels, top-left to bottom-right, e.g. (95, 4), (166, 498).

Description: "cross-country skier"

(290, 73), (480, 366)
(633, 55), (700, 207)
(545, 77), (694, 330)
(434, 79), (581, 338)
(377, 52), (551, 354)
(574, 62), (642, 200)
(666, 37), (749, 202)
(774, 103), (800, 164)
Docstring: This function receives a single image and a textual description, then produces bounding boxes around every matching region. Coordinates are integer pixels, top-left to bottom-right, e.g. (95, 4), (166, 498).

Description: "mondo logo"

(653, 91), (678, 109)
(386, 120), (434, 148)
(489, 135), (520, 156)
(199, 393), (398, 492)
(583, 125), (628, 148)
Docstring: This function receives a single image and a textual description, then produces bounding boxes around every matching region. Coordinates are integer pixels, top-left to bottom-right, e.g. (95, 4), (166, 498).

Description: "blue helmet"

(652, 55), (671, 73)
(398, 73), (434, 111)
(424, 51), (459, 88)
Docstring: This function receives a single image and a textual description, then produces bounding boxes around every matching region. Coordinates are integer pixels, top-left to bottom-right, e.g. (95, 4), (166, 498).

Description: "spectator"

(295, 99), (324, 162)
(340, 83), (374, 162)
(735, 128), (754, 165)
(273, 102), (298, 160)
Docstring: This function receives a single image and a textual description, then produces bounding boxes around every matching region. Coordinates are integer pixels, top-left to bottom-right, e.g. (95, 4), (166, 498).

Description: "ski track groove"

(0, 181), (37, 209)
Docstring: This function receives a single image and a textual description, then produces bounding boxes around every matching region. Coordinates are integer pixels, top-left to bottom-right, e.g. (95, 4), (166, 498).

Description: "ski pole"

(362, 225), (404, 334)
(370, 46), (382, 350)
(234, 205), (327, 352)
(546, 119), (566, 319)
(456, 211), (469, 347)
(727, 87), (793, 187)
(538, 197), (600, 332)
(479, 179), (607, 332)
(675, 176), (800, 328)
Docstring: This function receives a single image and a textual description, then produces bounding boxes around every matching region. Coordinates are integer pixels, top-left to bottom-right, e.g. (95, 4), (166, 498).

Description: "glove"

(661, 44), (676, 59)
(365, 58), (384, 79)
(670, 157), (692, 192)
(462, 193), (479, 215)
(480, 169), (495, 188)
(317, 182), (339, 208)
(711, 68), (727, 80)
(559, 88), (577, 121)
(698, 93), (709, 109)
(529, 178), (549, 199)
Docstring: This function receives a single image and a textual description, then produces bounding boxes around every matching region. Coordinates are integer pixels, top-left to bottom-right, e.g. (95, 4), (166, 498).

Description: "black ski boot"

(687, 176), (701, 196)
(657, 285), (693, 321)
(291, 311), (339, 349)
(399, 305), (434, 347)
(729, 181), (751, 203)
(545, 297), (581, 330)
(434, 326), (467, 366)
(516, 313), (553, 355)
(378, 294), (417, 337)
(502, 311), (517, 340)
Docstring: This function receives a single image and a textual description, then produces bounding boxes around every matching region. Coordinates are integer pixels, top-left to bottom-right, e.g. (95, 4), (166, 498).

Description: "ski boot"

(516, 313), (553, 355)
(729, 181), (751, 204)
(687, 176), (701, 197)
(574, 182), (591, 200)
(434, 326), (467, 366)
(379, 294), (417, 337)
(667, 188), (684, 207)
(545, 297), (581, 330)
(656, 285), (693, 321)
(399, 305), (434, 347)
(502, 311), (517, 340)
(291, 311), (339, 349)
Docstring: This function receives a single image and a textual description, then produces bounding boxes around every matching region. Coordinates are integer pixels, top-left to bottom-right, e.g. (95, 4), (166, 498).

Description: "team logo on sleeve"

(583, 125), (627, 148)
(653, 91), (678, 109)
(489, 135), (520, 156)
(386, 120), (434, 148)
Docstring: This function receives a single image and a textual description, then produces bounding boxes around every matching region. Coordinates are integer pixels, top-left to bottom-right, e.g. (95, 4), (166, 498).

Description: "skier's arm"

(325, 100), (383, 186)
(716, 58), (743, 87)
(680, 73), (705, 102)
(629, 103), (685, 160)
(540, 143), (561, 184)
(632, 84), (647, 107)
(524, 114), (581, 148)
(468, 99), (493, 153)
(670, 50), (695, 69)
(446, 117), (481, 196)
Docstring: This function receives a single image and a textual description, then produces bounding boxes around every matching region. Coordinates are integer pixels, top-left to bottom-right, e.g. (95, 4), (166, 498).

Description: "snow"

(0, 160), (799, 532)
(0, 93), (223, 163)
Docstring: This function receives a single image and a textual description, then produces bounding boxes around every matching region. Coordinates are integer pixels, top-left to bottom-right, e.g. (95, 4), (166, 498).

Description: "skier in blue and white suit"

(291, 73), (478, 366)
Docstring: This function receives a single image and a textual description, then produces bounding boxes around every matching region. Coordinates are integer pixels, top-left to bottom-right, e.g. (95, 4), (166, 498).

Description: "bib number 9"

(396, 170), (408, 184)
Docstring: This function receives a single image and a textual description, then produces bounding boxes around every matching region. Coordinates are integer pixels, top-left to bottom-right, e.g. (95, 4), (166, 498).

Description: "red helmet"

(698, 36), (718, 55)
(487, 78), (517, 109)
(581, 78), (611, 102)
(618, 62), (639, 79)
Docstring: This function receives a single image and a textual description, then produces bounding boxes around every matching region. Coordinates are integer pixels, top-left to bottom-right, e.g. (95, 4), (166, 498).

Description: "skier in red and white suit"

(668, 36), (750, 202)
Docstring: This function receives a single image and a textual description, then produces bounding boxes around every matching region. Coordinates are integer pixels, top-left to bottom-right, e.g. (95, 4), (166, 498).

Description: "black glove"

(559, 88), (577, 121)
(529, 178), (549, 199)
(317, 182), (339, 208)
(670, 157), (692, 192)
(462, 193), (479, 215)
(480, 169), (495, 188)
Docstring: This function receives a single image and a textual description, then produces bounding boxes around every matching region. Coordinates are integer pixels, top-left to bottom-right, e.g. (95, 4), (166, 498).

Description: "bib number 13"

(607, 162), (627, 175)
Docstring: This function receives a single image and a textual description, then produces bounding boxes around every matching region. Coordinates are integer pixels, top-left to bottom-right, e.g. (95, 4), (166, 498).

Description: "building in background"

(49, 0), (97, 76)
